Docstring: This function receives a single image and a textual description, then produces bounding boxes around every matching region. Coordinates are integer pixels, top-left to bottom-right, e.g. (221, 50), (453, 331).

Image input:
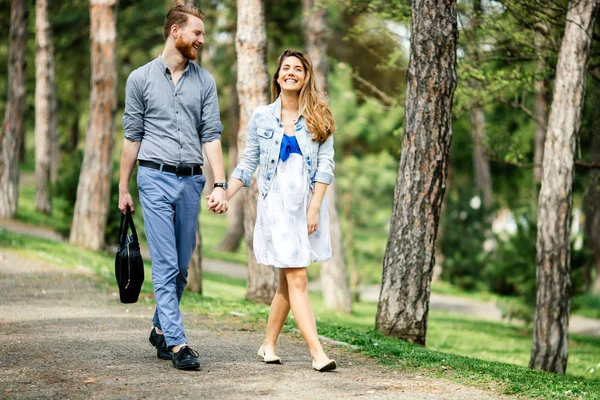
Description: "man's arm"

(118, 139), (141, 214)
(204, 140), (227, 213)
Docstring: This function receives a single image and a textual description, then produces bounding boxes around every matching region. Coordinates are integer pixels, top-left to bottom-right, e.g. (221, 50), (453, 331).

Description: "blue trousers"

(137, 166), (206, 347)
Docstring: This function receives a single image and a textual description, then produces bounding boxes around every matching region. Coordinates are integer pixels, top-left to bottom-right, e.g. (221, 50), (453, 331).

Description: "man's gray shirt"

(123, 55), (224, 166)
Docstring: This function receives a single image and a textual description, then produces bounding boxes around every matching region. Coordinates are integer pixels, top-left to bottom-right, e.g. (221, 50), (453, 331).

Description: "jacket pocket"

(256, 126), (274, 139)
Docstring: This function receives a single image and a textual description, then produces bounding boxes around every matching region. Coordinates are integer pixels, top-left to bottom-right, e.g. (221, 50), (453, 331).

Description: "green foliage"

(439, 187), (492, 291)
(52, 150), (84, 237)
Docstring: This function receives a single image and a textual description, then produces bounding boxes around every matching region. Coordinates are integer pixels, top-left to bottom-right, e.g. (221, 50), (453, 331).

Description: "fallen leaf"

(84, 379), (97, 384)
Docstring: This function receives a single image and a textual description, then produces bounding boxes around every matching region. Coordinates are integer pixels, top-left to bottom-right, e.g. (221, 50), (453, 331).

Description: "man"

(118, 5), (228, 370)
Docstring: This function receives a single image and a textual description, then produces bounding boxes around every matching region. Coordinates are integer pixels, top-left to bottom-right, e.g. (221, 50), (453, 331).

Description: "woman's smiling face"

(277, 56), (306, 93)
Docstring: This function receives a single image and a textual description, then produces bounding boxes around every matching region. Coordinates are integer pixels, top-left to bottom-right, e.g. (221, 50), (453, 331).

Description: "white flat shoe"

(312, 359), (337, 372)
(257, 345), (281, 364)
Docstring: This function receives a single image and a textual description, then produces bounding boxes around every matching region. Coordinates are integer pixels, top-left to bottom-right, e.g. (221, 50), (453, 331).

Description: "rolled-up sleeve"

(199, 76), (224, 143)
(231, 111), (260, 187)
(123, 70), (145, 141)
(315, 134), (335, 184)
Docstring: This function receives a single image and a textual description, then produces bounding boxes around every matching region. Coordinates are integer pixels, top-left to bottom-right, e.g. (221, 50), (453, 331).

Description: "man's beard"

(175, 35), (198, 60)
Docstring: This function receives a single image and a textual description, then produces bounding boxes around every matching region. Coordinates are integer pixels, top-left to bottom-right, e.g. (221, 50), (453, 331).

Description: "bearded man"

(118, 5), (228, 370)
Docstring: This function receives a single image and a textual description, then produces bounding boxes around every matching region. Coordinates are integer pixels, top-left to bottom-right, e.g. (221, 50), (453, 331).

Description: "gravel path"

(0, 248), (507, 399)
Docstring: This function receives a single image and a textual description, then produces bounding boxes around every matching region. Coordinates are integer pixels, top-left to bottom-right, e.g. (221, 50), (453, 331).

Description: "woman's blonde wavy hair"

(271, 49), (335, 144)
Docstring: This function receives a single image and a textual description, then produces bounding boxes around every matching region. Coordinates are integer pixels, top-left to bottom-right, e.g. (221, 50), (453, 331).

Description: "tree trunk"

(218, 77), (245, 252)
(343, 194), (360, 301)
(35, 0), (57, 214)
(470, 108), (492, 208)
(69, 0), (118, 251)
(187, 228), (203, 294)
(585, 126), (600, 295)
(303, 0), (352, 312)
(0, 0), (28, 219)
(237, 0), (278, 304)
(530, 0), (598, 375)
(320, 180), (352, 311)
(468, 0), (492, 209)
(69, 64), (83, 151)
(533, 24), (550, 186)
(375, 0), (458, 346)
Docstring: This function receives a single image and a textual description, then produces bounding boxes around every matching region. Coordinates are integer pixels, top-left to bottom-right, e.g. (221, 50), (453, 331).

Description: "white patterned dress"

(253, 135), (332, 268)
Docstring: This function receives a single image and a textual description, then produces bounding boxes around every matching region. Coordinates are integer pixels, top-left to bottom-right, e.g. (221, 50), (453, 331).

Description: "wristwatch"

(214, 182), (228, 190)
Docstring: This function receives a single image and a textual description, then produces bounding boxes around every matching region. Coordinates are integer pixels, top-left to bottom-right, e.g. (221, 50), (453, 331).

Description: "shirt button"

(176, 110), (179, 114)
(270, 159), (275, 164)
(279, 124), (283, 128)
(275, 140), (279, 145)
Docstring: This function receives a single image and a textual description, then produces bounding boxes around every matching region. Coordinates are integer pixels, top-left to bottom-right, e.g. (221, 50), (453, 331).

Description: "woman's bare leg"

(262, 269), (291, 356)
(284, 267), (330, 364)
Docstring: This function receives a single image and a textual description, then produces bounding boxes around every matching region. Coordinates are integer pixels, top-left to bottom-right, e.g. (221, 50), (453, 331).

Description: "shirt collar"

(157, 53), (190, 75)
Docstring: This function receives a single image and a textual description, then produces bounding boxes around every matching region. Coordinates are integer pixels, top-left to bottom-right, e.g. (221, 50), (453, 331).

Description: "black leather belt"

(139, 160), (203, 176)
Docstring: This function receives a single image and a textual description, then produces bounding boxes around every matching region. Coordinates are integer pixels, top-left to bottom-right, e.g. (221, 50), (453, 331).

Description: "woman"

(213, 49), (337, 372)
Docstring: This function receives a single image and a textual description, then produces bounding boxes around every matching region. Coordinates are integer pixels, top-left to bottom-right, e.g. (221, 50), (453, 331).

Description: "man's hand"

(206, 187), (228, 214)
(118, 190), (135, 214)
(307, 206), (319, 235)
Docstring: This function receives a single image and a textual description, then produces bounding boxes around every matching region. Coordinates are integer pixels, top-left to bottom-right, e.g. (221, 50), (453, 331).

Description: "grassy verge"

(2, 229), (599, 399)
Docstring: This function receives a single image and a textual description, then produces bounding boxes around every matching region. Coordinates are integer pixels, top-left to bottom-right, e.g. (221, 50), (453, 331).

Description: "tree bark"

(69, 0), (118, 251)
(302, 0), (352, 312)
(469, 0), (492, 209)
(530, 0), (598, 375)
(470, 108), (492, 208)
(35, 0), (58, 214)
(237, 0), (278, 304)
(375, 0), (458, 345)
(187, 228), (203, 294)
(0, 0), (28, 219)
(533, 24), (550, 186)
(585, 124), (600, 295)
(218, 78), (245, 252)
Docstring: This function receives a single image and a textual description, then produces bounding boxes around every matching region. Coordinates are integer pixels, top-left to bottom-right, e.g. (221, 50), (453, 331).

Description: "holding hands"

(207, 186), (228, 214)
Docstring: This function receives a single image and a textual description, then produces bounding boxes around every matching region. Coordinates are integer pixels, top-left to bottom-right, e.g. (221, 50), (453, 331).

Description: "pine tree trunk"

(530, 0), (598, 375)
(0, 0), (28, 219)
(375, 0), (457, 345)
(35, 0), (57, 214)
(533, 24), (549, 186)
(468, 0), (492, 208)
(470, 107), (492, 208)
(303, 0), (352, 312)
(585, 127), (600, 295)
(69, 0), (118, 251)
(187, 229), (203, 294)
(218, 78), (245, 252)
(237, 0), (278, 304)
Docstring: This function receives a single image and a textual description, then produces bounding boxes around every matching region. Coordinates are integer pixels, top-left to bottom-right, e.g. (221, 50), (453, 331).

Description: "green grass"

(2, 229), (600, 399)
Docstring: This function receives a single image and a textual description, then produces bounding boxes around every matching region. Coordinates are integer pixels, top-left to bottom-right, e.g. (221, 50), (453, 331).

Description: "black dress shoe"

(172, 346), (200, 370)
(149, 328), (173, 360)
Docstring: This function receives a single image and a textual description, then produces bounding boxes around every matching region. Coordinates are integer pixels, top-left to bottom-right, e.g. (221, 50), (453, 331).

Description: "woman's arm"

(307, 182), (328, 234)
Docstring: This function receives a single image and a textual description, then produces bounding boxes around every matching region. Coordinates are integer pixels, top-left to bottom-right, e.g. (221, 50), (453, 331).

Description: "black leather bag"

(115, 208), (144, 303)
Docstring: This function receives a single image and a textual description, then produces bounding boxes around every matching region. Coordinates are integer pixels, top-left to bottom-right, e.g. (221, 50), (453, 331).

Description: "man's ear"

(170, 24), (180, 38)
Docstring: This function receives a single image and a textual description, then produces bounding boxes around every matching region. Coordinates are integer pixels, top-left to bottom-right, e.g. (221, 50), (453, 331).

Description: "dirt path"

(0, 248), (508, 399)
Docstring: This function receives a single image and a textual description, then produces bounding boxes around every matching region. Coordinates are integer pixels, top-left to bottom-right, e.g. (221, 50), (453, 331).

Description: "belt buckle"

(175, 165), (182, 175)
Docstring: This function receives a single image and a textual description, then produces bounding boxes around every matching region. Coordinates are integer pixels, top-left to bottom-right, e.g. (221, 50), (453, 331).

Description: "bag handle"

(118, 206), (139, 247)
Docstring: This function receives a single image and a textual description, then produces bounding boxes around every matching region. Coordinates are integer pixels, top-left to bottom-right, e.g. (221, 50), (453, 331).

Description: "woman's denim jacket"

(231, 97), (334, 197)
